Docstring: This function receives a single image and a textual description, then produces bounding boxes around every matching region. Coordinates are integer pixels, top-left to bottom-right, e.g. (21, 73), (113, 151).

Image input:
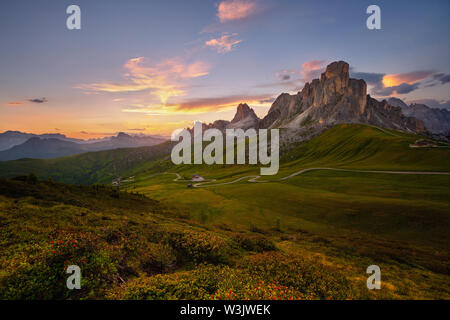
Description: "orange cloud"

(382, 70), (435, 87)
(7, 102), (24, 106)
(122, 94), (274, 115)
(172, 94), (272, 113)
(205, 33), (242, 53)
(217, 0), (257, 22)
(78, 57), (210, 104)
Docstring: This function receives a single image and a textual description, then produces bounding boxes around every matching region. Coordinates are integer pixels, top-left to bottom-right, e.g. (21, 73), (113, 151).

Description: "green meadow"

(0, 124), (449, 299)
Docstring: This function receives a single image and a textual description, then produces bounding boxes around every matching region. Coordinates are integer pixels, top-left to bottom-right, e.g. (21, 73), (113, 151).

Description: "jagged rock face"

(260, 61), (425, 134)
(262, 61), (368, 128)
(365, 97), (425, 133)
(228, 103), (260, 130)
(388, 98), (450, 134)
(407, 104), (450, 134)
(210, 120), (230, 131)
(231, 103), (258, 123)
(194, 104), (259, 132)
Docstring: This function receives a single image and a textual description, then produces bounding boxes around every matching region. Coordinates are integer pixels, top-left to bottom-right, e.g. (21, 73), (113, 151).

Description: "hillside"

(0, 176), (359, 300)
(113, 124), (450, 300)
(0, 137), (85, 161)
(0, 124), (449, 299)
(0, 124), (449, 185)
(0, 141), (174, 185)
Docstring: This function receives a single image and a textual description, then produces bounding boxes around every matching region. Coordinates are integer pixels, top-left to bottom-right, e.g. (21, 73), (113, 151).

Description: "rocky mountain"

(0, 132), (168, 161)
(387, 97), (450, 135)
(228, 103), (260, 130)
(192, 103), (261, 133)
(259, 61), (425, 134)
(203, 61), (428, 145)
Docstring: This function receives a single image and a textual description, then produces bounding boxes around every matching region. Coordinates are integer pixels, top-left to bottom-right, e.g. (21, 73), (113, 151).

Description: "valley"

(0, 61), (449, 300)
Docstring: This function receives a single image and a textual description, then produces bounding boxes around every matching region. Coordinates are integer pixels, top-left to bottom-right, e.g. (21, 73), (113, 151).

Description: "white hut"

(192, 174), (205, 182)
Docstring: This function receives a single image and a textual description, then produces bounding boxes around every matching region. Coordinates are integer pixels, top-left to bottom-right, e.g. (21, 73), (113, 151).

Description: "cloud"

(205, 33), (242, 53)
(352, 69), (445, 97)
(7, 102), (24, 106)
(217, 0), (258, 22)
(254, 60), (327, 91)
(78, 57), (210, 104)
(432, 73), (450, 84)
(258, 97), (276, 104)
(375, 82), (420, 96)
(276, 70), (296, 81)
(28, 97), (48, 103)
(382, 70), (435, 87)
(300, 60), (327, 82)
(122, 93), (274, 114)
(351, 72), (384, 85)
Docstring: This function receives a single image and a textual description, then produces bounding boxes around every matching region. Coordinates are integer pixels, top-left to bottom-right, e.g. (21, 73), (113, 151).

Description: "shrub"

(112, 265), (224, 300)
(239, 252), (354, 300)
(233, 233), (277, 252)
(166, 229), (235, 264)
(141, 243), (177, 274)
(0, 232), (117, 300)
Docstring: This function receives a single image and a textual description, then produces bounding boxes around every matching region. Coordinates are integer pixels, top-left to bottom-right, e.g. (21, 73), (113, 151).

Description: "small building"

(112, 177), (122, 187)
(192, 174), (205, 182)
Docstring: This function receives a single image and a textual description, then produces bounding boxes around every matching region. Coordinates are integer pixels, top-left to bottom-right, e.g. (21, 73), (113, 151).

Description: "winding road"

(141, 168), (450, 188)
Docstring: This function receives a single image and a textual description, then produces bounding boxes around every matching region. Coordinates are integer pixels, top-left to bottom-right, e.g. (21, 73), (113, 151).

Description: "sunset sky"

(1, 0), (449, 139)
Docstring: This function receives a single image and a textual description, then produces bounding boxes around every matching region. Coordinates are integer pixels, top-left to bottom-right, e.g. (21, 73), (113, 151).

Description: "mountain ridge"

(0, 132), (168, 161)
(202, 61), (434, 144)
(387, 97), (450, 135)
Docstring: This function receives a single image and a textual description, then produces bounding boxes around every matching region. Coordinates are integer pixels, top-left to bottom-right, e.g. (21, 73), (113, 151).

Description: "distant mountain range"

(0, 131), (168, 161)
(387, 97), (450, 135)
(0, 131), (85, 151)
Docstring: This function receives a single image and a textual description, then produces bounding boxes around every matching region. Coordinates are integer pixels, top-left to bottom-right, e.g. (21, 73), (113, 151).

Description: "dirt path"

(141, 167), (450, 188)
(192, 167), (450, 188)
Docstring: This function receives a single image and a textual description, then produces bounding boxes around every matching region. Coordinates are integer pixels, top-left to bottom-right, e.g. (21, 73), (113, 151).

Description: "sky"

(0, 0), (449, 139)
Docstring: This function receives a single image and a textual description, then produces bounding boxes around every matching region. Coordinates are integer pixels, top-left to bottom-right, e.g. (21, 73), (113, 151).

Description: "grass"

(0, 124), (449, 299)
(0, 177), (358, 300)
(120, 124), (450, 299)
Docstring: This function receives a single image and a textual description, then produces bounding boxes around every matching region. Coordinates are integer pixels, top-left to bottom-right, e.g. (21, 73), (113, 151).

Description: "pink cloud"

(217, 0), (258, 22)
(300, 60), (327, 82)
(205, 33), (242, 53)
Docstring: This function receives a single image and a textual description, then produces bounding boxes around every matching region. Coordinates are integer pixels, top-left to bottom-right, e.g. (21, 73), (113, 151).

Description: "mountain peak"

(231, 103), (259, 123)
(116, 132), (132, 139)
(322, 61), (349, 81)
(260, 60), (426, 135)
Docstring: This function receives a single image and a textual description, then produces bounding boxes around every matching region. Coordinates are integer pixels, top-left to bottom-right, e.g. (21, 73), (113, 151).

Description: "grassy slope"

(0, 141), (174, 185)
(0, 177), (356, 300)
(122, 124), (450, 299)
(0, 124), (449, 299)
